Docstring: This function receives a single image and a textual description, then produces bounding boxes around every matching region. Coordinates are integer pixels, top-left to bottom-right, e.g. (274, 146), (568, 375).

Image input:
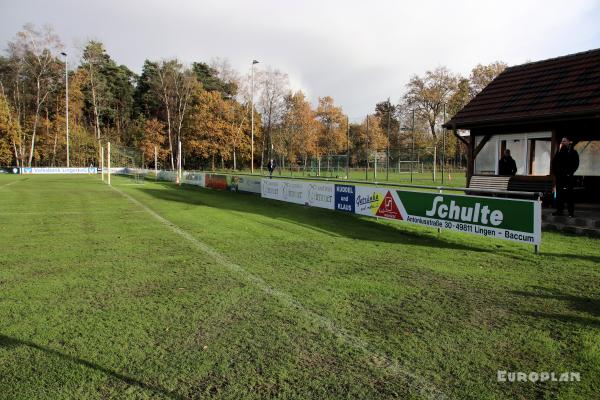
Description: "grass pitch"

(0, 174), (598, 399)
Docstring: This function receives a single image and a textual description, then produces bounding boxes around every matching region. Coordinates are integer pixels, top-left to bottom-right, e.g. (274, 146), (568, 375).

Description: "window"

(530, 139), (551, 175)
(474, 137), (496, 175)
(504, 139), (526, 174)
(473, 132), (551, 176)
(574, 140), (600, 176)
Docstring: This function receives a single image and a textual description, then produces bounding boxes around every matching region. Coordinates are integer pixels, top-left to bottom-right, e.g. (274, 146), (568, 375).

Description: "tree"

(0, 85), (22, 165)
(81, 41), (106, 143)
(134, 60), (161, 117)
(403, 66), (458, 142)
(7, 24), (63, 166)
(279, 91), (319, 171)
(192, 62), (237, 99)
(315, 96), (347, 173)
(139, 118), (168, 168)
(469, 61), (507, 98)
(155, 59), (198, 170)
(80, 41), (136, 145)
(255, 67), (289, 168)
(228, 101), (251, 171)
(186, 89), (236, 170)
(353, 114), (387, 158)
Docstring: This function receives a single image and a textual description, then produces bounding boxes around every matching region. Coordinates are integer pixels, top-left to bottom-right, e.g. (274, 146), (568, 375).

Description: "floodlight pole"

(346, 115), (349, 179)
(365, 115), (369, 181)
(251, 60), (259, 174)
(442, 104), (446, 185)
(386, 97), (391, 181)
(61, 52), (70, 167)
(411, 109), (415, 183)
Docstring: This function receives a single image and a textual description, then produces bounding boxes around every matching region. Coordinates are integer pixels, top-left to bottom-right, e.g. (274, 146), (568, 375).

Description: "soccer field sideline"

(1, 174), (598, 399)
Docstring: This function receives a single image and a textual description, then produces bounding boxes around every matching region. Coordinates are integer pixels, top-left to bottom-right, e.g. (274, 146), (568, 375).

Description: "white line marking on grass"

(0, 180), (21, 188)
(0, 210), (146, 216)
(110, 184), (445, 400)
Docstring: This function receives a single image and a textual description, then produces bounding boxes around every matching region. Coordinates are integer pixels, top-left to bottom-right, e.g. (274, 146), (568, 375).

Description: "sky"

(1, 0), (600, 121)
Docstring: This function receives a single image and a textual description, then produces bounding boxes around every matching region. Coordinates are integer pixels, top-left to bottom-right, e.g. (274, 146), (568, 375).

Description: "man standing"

(552, 137), (579, 217)
(267, 159), (275, 179)
(498, 149), (517, 176)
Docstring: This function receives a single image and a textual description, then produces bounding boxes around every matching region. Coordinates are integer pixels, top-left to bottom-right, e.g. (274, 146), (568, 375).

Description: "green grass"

(0, 174), (598, 399)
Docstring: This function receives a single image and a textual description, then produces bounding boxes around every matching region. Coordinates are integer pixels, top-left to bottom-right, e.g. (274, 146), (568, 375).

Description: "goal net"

(102, 142), (147, 184)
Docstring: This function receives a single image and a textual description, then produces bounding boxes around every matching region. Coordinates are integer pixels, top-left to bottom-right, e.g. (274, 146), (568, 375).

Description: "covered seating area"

(444, 48), (600, 206)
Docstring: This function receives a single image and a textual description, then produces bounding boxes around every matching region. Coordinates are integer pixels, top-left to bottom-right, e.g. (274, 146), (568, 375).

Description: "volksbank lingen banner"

(20, 167), (97, 174)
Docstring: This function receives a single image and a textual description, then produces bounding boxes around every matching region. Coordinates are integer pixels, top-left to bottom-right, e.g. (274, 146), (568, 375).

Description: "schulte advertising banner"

(353, 186), (540, 244)
(261, 179), (541, 245)
(397, 190), (540, 244)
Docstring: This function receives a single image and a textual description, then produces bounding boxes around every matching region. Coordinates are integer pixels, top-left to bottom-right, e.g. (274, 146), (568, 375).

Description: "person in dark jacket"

(552, 137), (579, 217)
(267, 159), (275, 178)
(498, 149), (517, 176)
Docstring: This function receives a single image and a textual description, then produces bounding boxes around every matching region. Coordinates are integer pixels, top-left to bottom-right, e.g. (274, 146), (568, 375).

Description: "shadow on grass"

(511, 287), (600, 328)
(519, 312), (600, 328)
(0, 334), (185, 400)
(511, 287), (600, 317)
(135, 183), (487, 252)
(539, 251), (600, 265)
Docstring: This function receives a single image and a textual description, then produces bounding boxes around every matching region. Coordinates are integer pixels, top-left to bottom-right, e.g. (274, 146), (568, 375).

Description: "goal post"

(105, 142), (146, 185)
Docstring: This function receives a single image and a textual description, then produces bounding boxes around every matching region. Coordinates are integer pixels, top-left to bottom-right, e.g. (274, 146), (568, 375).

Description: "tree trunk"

(260, 134), (266, 172)
(89, 64), (102, 142)
(28, 78), (43, 166)
(233, 146), (236, 170)
(303, 155), (307, 176)
(13, 142), (19, 167)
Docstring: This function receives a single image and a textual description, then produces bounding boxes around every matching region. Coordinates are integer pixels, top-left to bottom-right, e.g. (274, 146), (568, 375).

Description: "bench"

(468, 175), (511, 192)
(467, 175), (553, 200)
(508, 175), (554, 203)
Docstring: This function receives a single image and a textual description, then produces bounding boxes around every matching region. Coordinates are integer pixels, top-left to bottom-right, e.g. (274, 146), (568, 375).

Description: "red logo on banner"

(376, 191), (403, 220)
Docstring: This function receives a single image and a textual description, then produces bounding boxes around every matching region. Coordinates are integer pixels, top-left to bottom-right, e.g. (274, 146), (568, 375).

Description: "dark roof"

(444, 48), (600, 129)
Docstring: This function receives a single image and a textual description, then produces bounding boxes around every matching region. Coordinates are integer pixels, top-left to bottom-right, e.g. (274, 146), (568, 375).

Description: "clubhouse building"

(444, 48), (600, 204)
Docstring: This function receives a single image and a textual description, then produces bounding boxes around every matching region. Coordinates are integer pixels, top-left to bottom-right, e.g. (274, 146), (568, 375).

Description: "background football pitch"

(0, 174), (598, 399)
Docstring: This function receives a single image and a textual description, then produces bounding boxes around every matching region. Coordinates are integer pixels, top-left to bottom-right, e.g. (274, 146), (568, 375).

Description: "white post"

(177, 140), (182, 185)
(107, 142), (111, 186)
(154, 145), (158, 181)
(101, 145), (104, 182)
(433, 145), (437, 182)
